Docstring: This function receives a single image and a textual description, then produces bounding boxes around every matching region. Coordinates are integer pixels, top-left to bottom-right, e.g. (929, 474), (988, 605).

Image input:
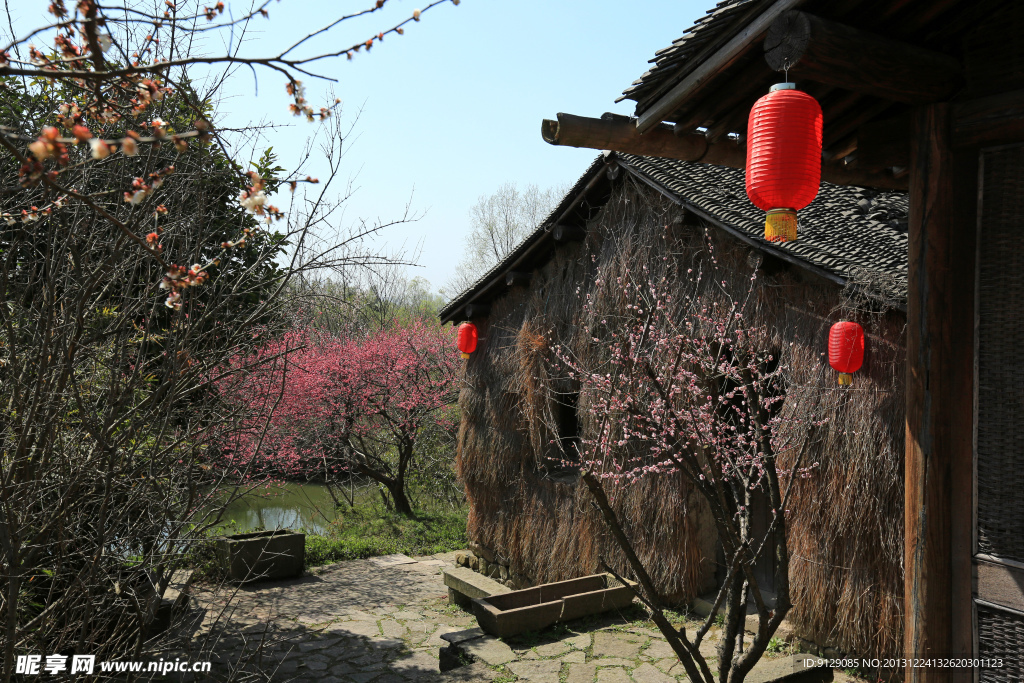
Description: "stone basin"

(216, 529), (305, 583)
(471, 573), (636, 638)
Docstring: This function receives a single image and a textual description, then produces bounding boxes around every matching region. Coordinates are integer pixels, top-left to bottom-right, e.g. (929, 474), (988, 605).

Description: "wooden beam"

(542, 113), (907, 190)
(822, 133), (857, 163)
(948, 139), (978, 670)
(464, 304), (490, 319)
(856, 113), (911, 169)
(904, 102), (974, 681)
(705, 102), (753, 144)
(543, 113), (715, 162)
(764, 11), (962, 104)
(953, 88), (1024, 147)
(823, 99), (897, 150)
(552, 224), (586, 243)
(505, 271), (532, 287)
(670, 56), (776, 134)
(636, 0), (806, 133)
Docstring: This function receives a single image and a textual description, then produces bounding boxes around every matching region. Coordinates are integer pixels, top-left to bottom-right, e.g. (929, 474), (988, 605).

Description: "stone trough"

(471, 573), (637, 638)
(216, 529), (305, 583)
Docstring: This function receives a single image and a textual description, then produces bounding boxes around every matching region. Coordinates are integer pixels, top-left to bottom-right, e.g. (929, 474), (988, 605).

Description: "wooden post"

(905, 103), (974, 682)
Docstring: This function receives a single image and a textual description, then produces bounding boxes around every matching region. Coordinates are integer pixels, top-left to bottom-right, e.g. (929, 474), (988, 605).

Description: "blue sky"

(202, 0), (709, 294)
(7, 0), (709, 294)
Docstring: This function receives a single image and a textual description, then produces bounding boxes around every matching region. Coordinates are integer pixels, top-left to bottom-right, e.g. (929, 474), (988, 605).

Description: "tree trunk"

(390, 440), (416, 518)
(386, 479), (414, 517)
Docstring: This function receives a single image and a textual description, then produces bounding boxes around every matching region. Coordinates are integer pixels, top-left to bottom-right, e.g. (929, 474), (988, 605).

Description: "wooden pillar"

(905, 103), (975, 681)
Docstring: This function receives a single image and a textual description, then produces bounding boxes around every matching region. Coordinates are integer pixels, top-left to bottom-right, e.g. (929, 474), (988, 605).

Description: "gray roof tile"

(617, 154), (908, 297)
(617, 0), (757, 110)
(440, 153), (908, 322)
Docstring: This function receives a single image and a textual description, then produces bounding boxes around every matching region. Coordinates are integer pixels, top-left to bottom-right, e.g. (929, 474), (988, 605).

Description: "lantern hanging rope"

(457, 322), (478, 360)
(828, 321), (864, 385)
(745, 83), (823, 243)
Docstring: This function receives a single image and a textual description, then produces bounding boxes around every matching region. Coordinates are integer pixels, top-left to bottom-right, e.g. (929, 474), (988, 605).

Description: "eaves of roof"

(437, 155), (612, 323)
(439, 153), (908, 324)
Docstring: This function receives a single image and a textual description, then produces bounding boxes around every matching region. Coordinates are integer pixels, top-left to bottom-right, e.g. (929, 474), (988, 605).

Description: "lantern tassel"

(838, 372), (853, 386)
(461, 352), (470, 360)
(765, 208), (798, 243)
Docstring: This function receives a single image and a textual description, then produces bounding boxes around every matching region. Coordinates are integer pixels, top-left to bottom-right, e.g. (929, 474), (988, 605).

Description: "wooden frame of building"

(537, 1), (1024, 679)
(442, 152), (910, 658)
(447, 0), (1024, 679)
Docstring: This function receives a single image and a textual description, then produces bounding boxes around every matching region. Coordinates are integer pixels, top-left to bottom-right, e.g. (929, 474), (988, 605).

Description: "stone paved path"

(180, 552), (857, 683)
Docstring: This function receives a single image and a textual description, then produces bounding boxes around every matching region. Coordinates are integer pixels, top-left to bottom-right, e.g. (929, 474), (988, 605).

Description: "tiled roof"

(618, 0), (760, 112)
(616, 153), (908, 298)
(439, 153), (908, 322)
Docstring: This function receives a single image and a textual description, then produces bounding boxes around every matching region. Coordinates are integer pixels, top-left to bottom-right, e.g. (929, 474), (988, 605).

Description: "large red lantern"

(746, 83), (823, 243)
(457, 322), (478, 359)
(829, 321), (864, 385)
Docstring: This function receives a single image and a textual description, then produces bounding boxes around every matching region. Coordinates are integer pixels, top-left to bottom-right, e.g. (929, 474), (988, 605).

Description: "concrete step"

(442, 566), (510, 611)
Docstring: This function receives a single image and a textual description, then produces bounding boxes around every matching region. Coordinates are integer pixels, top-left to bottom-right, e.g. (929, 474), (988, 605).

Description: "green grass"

(303, 505), (468, 567)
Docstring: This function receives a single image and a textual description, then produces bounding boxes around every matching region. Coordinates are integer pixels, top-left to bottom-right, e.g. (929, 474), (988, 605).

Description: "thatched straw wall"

(456, 176), (905, 657)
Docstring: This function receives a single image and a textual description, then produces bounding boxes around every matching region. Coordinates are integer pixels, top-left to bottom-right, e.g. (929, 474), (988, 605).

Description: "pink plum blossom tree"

(220, 319), (461, 517)
(551, 235), (826, 683)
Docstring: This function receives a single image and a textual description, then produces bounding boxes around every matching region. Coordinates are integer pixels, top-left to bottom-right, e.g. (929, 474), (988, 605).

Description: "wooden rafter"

(764, 11), (963, 104)
(542, 112), (907, 190)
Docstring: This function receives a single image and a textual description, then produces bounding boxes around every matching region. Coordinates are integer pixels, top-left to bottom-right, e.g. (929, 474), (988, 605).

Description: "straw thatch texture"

(456, 176), (905, 657)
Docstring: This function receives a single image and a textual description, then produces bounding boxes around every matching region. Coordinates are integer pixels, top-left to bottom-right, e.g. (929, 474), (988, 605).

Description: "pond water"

(214, 482), (344, 535)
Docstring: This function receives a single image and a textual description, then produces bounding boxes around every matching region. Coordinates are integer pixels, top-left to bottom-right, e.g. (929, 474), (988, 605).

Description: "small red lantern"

(829, 321), (864, 385)
(457, 322), (478, 359)
(746, 83), (823, 243)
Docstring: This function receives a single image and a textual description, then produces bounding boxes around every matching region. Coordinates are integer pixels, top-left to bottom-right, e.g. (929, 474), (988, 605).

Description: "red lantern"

(457, 322), (478, 359)
(829, 321), (864, 385)
(746, 83), (823, 243)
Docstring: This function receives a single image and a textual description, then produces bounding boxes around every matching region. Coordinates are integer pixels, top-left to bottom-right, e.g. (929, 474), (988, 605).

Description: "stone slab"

(566, 662), (597, 683)
(534, 640), (571, 657)
(460, 635), (516, 666)
(746, 654), (834, 683)
(369, 554), (418, 567)
(592, 632), (642, 659)
(596, 668), (632, 683)
(164, 569), (195, 609)
(591, 658), (637, 668)
(439, 627), (486, 645)
(507, 659), (563, 682)
(442, 566), (511, 601)
(692, 594), (796, 643)
(629, 662), (675, 683)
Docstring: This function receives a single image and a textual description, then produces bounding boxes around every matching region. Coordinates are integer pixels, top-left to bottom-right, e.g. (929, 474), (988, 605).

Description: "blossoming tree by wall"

(0, 1), (458, 672)
(220, 320), (461, 517)
(550, 232), (827, 683)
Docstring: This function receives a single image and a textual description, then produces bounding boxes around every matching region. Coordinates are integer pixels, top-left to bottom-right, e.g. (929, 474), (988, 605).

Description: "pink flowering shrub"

(219, 320), (460, 516)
